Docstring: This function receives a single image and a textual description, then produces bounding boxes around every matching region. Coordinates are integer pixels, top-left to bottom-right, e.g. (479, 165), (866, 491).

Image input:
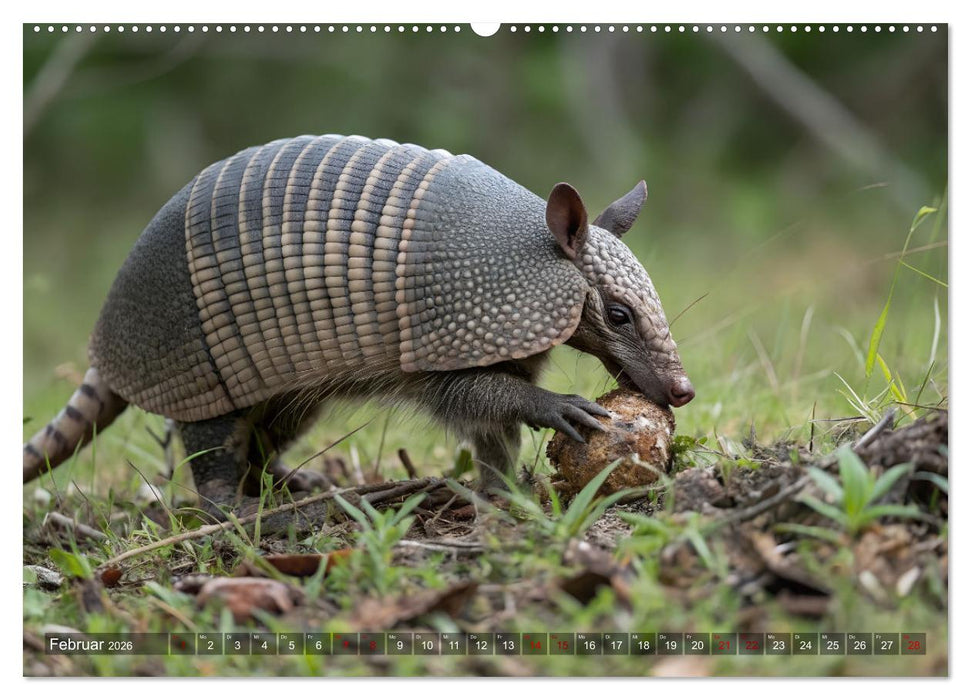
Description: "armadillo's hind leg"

(178, 413), (251, 521)
(244, 431), (332, 496)
(244, 399), (330, 495)
(263, 458), (331, 494)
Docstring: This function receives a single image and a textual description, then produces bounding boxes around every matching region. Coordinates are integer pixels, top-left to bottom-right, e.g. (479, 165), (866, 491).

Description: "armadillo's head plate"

(578, 229), (676, 358)
(548, 182), (694, 408)
(574, 228), (692, 404)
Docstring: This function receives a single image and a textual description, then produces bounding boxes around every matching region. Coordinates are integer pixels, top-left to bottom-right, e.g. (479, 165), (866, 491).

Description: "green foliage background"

(23, 25), (947, 482)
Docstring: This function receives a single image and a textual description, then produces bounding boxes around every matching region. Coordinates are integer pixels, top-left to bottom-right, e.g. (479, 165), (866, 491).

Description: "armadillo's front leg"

(471, 425), (521, 492)
(419, 370), (608, 490)
(517, 389), (611, 443)
(178, 414), (251, 520)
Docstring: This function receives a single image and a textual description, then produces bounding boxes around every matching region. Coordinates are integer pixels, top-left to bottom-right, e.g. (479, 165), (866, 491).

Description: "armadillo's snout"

(667, 376), (695, 408)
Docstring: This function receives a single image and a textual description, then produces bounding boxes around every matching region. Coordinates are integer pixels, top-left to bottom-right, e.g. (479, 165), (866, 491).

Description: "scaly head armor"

(546, 181), (695, 408)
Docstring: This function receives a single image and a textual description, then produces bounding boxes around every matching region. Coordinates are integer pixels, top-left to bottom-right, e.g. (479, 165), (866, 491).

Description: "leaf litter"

(23, 410), (947, 673)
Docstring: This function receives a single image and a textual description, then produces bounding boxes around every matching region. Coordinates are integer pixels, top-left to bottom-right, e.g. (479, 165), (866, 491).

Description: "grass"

(22, 201), (948, 677)
(334, 493), (427, 596)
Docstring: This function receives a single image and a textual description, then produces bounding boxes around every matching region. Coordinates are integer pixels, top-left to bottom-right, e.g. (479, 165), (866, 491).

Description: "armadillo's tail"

(23, 367), (128, 483)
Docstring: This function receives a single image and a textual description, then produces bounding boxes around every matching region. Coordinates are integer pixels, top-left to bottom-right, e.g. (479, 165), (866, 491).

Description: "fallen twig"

(97, 477), (445, 572)
(362, 478), (442, 504)
(396, 539), (485, 553)
(710, 474), (811, 529)
(854, 409), (897, 451)
(44, 511), (108, 542)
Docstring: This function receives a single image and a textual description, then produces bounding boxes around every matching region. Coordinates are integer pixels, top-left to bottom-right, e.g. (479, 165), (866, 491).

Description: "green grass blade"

(860, 504), (924, 521)
(865, 299), (891, 378)
(928, 295), (941, 372)
(48, 548), (94, 579)
(865, 205), (938, 379)
(835, 327), (865, 368)
(560, 460), (621, 533)
(619, 512), (672, 536)
(390, 493), (427, 526)
(684, 527), (718, 572)
(912, 206), (939, 229)
(899, 260), (947, 288)
(834, 372), (878, 423)
(573, 489), (638, 536)
(877, 354), (908, 405)
(912, 471), (948, 494)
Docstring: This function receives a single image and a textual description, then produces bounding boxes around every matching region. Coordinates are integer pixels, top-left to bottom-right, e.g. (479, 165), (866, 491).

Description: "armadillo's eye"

(606, 303), (634, 327)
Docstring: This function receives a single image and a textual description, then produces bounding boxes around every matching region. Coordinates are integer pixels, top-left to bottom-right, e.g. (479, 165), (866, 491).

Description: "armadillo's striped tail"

(23, 367), (128, 483)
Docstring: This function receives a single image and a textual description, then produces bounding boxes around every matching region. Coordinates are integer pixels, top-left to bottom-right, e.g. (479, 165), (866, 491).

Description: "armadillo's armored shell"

(90, 135), (587, 422)
(396, 158), (586, 371)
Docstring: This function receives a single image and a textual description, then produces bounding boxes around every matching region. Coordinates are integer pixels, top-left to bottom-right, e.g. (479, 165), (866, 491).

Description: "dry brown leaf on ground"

(172, 574), (217, 595)
(100, 566), (123, 588)
(234, 553), (320, 578)
(777, 591), (831, 618)
(233, 549), (355, 579)
(196, 577), (304, 623)
(449, 504), (477, 520)
(852, 524), (930, 602)
(350, 581), (479, 629)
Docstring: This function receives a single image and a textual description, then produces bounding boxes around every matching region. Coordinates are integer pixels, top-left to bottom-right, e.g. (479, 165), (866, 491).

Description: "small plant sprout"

(501, 460), (635, 542)
(335, 492), (425, 595)
(800, 446), (921, 535)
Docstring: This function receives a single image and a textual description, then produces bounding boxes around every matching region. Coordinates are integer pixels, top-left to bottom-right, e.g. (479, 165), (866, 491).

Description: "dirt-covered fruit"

(547, 388), (675, 496)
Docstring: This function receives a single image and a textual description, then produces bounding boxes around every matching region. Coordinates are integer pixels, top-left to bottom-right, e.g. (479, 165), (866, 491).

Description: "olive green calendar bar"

(44, 632), (926, 656)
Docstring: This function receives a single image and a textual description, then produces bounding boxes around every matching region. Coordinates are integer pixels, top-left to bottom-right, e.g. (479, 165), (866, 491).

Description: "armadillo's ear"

(592, 180), (648, 237)
(546, 182), (589, 260)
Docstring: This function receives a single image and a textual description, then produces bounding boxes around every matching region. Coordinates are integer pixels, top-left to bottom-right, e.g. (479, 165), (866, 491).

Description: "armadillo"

(23, 134), (694, 516)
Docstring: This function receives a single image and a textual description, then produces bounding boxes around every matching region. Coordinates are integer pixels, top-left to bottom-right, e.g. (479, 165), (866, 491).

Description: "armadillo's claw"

(553, 418), (585, 444)
(563, 403), (608, 433)
(588, 403), (611, 418)
(563, 394), (611, 418)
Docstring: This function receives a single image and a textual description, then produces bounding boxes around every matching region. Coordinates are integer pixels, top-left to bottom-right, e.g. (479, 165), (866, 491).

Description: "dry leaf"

(196, 577), (303, 623)
(100, 566), (123, 588)
(234, 550), (353, 579)
(350, 581), (478, 629)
